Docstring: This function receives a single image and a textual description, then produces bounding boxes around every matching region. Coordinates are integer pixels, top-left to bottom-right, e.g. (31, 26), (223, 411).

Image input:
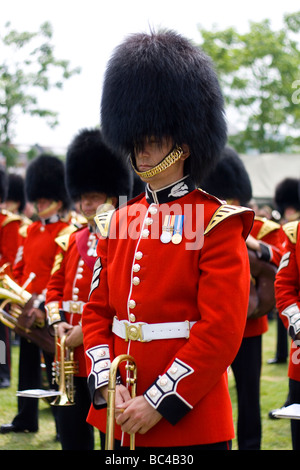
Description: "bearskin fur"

(65, 128), (132, 201)
(201, 146), (252, 206)
(100, 30), (227, 185)
(275, 177), (300, 215)
(7, 173), (26, 212)
(25, 154), (70, 209)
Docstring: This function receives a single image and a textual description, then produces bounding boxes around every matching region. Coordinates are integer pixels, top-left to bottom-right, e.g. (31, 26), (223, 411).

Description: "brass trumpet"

(0, 272), (33, 331)
(105, 354), (137, 450)
(51, 324), (79, 406)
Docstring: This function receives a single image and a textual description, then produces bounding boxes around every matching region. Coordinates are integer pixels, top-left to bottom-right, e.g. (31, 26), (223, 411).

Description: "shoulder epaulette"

(255, 216), (281, 240)
(18, 224), (28, 238)
(57, 224), (77, 238)
(282, 221), (299, 244)
(1, 210), (22, 227)
(54, 233), (73, 251)
(94, 210), (115, 238)
(204, 204), (253, 236)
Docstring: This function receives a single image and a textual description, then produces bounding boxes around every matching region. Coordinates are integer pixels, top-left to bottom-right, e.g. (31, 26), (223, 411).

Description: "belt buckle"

(70, 302), (80, 313)
(124, 322), (145, 342)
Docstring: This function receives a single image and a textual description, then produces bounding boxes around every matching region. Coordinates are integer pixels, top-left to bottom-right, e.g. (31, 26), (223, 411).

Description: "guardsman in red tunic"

(0, 154), (72, 435)
(82, 31), (254, 450)
(0, 166), (23, 388)
(275, 219), (300, 449)
(202, 147), (283, 450)
(269, 178), (300, 369)
(45, 128), (132, 450)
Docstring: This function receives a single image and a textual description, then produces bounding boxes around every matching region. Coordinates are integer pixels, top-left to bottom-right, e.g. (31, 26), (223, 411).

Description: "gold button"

(132, 276), (140, 286)
(128, 299), (136, 309)
(159, 377), (168, 387)
(129, 313), (136, 322)
(135, 251), (143, 260)
(133, 264), (140, 272)
(149, 206), (158, 215)
(149, 387), (158, 397)
(97, 349), (106, 357)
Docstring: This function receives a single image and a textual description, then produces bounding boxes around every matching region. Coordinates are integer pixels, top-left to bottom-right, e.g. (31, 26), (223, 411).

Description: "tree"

(198, 11), (300, 153)
(0, 21), (81, 164)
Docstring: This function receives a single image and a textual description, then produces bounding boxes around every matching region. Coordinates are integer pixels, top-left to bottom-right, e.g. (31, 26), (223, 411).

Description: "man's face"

(36, 198), (61, 218)
(80, 192), (107, 220)
(134, 136), (187, 189)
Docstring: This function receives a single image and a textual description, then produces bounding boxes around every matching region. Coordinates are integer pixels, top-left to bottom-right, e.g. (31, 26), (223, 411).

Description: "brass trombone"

(51, 324), (79, 406)
(105, 354), (137, 450)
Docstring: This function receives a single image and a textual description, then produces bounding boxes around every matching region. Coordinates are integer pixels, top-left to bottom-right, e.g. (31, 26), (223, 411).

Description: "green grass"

(0, 319), (293, 450)
(229, 317), (292, 450)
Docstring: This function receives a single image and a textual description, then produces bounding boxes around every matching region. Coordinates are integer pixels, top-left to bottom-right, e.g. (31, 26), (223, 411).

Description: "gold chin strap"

(131, 145), (183, 179)
(38, 201), (60, 218)
(80, 197), (114, 222)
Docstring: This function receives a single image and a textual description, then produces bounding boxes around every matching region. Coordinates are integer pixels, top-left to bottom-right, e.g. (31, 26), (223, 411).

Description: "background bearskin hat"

(100, 30), (227, 185)
(65, 128), (133, 201)
(274, 177), (300, 216)
(25, 154), (70, 209)
(0, 164), (8, 203)
(7, 173), (26, 212)
(201, 146), (253, 206)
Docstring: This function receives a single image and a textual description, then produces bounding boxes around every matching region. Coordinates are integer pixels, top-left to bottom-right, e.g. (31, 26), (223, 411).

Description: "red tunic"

(82, 179), (254, 447)
(275, 221), (300, 381)
(45, 226), (97, 377)
(13, 218), (71, 295)
(0, 210), (22, 275)
(244, 217), (284, 338)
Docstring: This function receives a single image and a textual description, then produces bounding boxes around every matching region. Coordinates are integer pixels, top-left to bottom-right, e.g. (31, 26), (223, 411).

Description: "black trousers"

(99, 432), (231, 451)
(231, 335), (262, 450)
(288, 378), (300, 450)
(56, 376), (94, 450)
(12, 336), (57, 432)
(0, 323), (11, 381)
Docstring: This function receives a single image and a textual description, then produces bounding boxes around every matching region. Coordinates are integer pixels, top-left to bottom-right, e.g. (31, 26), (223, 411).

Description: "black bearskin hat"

(7, 173), (26, 212)
(100, 30), (227, 185)
(65, 128), (132, 201)
(274, 178), (300, 216)
(25, 154), (70, 209)
(201, 147), (252, 206)
(0, 164), (8, 203)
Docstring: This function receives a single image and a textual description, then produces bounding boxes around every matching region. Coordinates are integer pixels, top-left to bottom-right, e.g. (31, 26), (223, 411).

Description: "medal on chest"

(160, 215), (184, 244)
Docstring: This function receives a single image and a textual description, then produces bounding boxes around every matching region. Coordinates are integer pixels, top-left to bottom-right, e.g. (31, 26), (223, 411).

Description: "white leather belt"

(62, 301), (85, 314)
(112, 317), (197, 342)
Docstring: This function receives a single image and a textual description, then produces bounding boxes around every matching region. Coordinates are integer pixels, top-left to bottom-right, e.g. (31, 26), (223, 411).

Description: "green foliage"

(0, 142), (19, 166)
(198, 11), (300, 153)
(0, 21), (81, 148)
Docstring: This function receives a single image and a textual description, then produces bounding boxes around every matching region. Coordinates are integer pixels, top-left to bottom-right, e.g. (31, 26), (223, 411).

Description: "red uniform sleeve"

(0, 220), (21, 274)
(45, 245), (67, 325)
(275, 234), (300, 339)
(82, 231), (116, 406)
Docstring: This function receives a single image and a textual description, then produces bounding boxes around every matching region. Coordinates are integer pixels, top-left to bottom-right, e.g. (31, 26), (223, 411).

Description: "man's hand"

(27, 307), (45, 328)
(115, 394), (162, 435)
(56, 322), (83, 348)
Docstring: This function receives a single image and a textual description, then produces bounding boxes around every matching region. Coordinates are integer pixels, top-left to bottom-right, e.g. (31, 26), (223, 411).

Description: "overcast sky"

(2, 0), (300, 152)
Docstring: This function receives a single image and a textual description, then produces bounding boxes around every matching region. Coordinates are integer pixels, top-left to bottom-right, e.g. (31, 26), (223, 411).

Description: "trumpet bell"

(51, 327), (79, 406)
